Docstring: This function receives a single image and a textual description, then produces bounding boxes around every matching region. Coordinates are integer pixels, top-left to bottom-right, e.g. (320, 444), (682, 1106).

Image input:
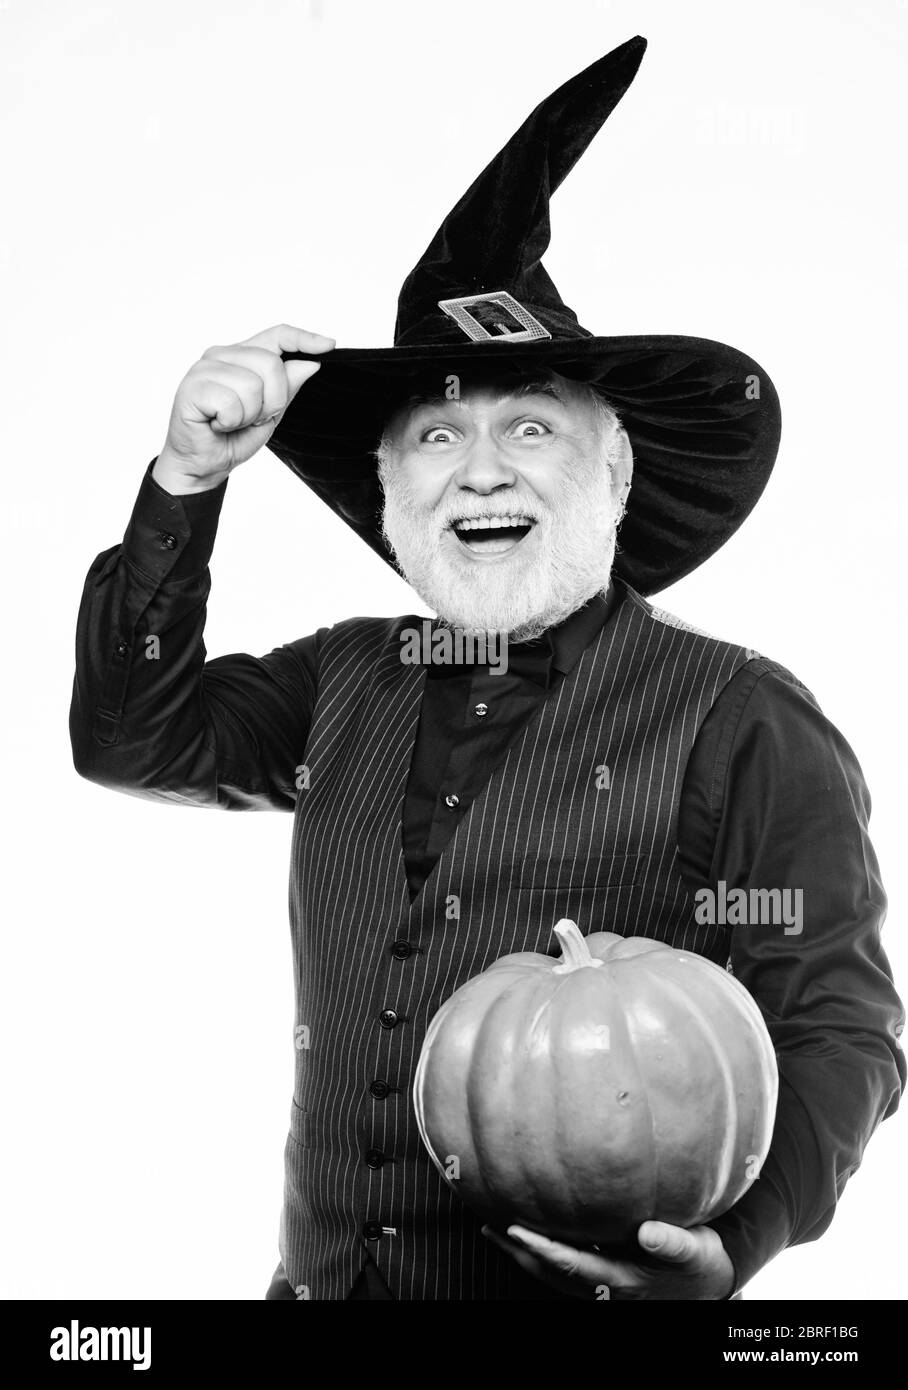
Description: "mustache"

(380, 455), (614, 552)
(434, 505), (543, 528)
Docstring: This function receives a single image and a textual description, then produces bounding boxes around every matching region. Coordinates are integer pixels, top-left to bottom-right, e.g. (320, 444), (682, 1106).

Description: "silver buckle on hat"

(437, 291), (552, 343)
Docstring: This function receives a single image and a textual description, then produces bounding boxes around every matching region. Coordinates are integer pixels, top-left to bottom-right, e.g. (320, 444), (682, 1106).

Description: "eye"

(421, 426), (460, 444)
(511, 419), (550, 438)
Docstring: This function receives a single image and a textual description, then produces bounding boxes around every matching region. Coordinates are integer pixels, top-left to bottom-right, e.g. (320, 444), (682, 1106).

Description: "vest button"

(369, 1080), (390, 1098)
(362, 1220), (384, 1241)
(379, 1009), (400, 1030)
(444, 793), (459, 809)
(365, 1148), (385, 1169)
(390, 939), (413, 960)
(473, 703), (488, 717)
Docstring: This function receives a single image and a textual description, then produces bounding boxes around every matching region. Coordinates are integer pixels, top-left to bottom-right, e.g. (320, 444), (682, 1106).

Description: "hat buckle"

(437, 291), (552, 343)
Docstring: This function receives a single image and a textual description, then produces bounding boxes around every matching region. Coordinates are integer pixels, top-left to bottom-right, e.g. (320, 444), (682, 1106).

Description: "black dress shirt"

(403, 589), (620, 898)
(69, 460), (906, 1297)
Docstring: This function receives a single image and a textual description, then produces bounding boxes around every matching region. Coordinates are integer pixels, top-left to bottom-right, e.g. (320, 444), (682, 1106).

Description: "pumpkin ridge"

(511, 973), (574, 1229)
(544, 969), (596, 1234)
(607, 966), (659, 1231)
(544, 961), (653, 1241)
(641, 961), (744, 1215)
(415, 972), (521, 1206)
(518, 984), (568, 1231)
(464, 972), (551, 1221)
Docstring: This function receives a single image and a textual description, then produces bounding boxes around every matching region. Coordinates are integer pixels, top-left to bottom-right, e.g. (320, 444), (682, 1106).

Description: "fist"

(154, 323), (334, 494)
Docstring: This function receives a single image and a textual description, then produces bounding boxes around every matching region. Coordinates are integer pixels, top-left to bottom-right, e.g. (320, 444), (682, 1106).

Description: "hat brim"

(269, 334), (781, 596)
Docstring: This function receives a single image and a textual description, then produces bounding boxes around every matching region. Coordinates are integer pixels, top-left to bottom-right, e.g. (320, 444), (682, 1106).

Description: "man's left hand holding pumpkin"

(482, 1220), (736, 1300)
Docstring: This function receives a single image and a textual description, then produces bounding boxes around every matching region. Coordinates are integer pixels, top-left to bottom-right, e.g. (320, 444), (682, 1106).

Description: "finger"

(239, 322), (335, 356)
(505, 1225), (616, 1284)
(198, 348), (320, 418)
(483, 1227), (613, 1301)
(182, 380), (249, 435)
(283, 357), (323, 402)
(199, 344), (291, 421)
(637, 1221), (699, 1264)
(481, 1226), (554, 1280)
(185, 362), (265, 430)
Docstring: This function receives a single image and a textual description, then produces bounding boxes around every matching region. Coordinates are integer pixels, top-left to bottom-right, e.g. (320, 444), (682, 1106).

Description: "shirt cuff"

(122, 458), (228, 583)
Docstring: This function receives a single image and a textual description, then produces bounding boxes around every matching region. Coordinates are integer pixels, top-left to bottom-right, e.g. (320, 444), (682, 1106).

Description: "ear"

(374, 430), (396, 482)
(611, 426), (634, 507)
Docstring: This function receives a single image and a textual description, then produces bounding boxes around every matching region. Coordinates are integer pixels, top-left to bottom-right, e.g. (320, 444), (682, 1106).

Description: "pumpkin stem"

(552, 919), (604, 974)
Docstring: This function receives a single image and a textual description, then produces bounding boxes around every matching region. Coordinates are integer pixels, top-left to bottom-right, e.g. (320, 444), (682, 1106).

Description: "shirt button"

(159, 532), (177, 550)
(379, 1009), (400, 1030)
(444, 793), (459, 809)
(390, 939), (413, 960)
(369, 1080), (390, 1099)
(115, 641), (129, 658)
(365, 1148), (385, 1169)
(473, 703), (489, 718)
(362, 1220), (384, 1241)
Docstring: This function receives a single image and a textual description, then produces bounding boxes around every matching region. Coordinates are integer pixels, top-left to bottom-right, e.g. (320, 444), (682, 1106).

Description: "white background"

(1, 0), (905, 1299)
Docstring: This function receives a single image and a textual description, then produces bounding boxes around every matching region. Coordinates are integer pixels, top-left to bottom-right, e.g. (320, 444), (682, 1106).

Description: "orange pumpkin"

(413, 919), (778, 1245)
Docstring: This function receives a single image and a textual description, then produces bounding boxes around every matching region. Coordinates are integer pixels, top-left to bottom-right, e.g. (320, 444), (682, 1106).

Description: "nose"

(452, 440), (518, 494)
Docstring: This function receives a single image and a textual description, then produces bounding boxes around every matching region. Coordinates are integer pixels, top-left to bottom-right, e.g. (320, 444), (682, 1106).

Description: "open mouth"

(449, 515), (536, 558)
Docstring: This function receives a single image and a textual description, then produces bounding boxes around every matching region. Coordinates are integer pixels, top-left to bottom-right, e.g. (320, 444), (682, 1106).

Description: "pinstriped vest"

(280, 579), (753, 1300)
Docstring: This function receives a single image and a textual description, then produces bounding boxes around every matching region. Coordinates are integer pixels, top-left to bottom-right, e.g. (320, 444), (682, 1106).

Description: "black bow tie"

(425, 632), (554, 688)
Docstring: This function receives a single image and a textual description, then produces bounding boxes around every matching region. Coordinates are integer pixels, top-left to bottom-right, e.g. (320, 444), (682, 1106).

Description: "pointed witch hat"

(270, 35), (780, 595)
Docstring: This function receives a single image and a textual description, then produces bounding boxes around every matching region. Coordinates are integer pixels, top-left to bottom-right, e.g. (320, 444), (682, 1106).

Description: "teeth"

(452, 515), (534, 532)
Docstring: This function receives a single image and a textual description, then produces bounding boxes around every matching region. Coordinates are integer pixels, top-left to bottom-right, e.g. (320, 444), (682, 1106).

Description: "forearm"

(706, 1080), (819, 1295)
(69, 458), (229, 804)
(682, 661), (906, 1293)
(708, 1020), (904, 1294)
(70, 326), (334, 808)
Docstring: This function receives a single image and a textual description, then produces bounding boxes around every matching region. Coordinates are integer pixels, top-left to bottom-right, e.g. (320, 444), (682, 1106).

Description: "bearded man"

(69, 37), (904, 1301)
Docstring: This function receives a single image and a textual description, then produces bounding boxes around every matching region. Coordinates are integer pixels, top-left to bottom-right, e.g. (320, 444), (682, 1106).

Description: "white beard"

(379, 436), (626, 642)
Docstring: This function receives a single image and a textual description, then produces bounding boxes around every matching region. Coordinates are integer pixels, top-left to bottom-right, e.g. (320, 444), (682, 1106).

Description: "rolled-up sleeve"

(679, 657), (905, 1293)
(69, 459), (325, 811)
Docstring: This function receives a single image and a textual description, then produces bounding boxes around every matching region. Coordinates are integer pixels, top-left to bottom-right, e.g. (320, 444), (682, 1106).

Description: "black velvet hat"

(271, 35), (780, 595)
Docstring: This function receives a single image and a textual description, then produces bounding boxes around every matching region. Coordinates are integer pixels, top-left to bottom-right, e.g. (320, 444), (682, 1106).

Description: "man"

(69, 37), (904, 1300)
